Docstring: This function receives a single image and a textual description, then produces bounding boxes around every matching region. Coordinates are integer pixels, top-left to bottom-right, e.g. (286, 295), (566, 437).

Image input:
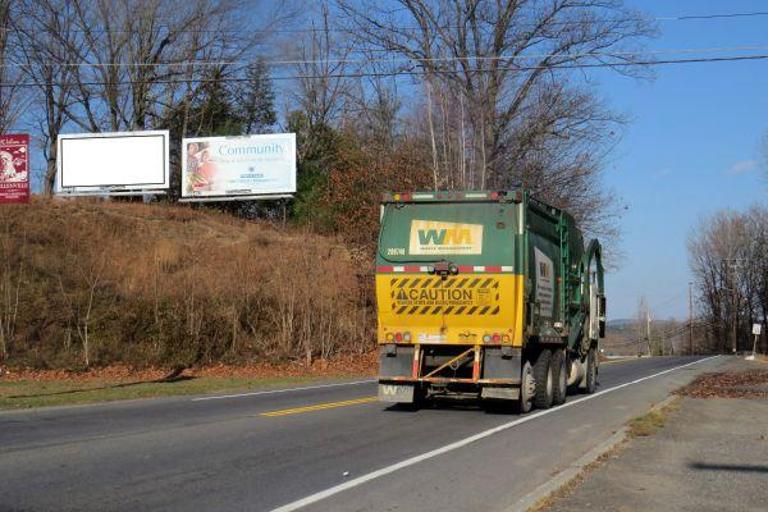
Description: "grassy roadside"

(627, 397), (681, 437)
(0, 374), (371, 410)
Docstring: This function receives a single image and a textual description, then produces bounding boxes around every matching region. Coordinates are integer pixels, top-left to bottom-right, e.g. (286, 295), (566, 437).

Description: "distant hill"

(606, 318), (636, 329)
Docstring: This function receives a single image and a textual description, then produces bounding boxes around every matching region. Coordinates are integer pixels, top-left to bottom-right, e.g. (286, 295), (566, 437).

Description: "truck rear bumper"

(378, 344), (522, 402)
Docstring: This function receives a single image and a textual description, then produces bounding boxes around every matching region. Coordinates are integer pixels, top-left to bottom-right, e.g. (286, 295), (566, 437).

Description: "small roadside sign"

(0, 134), (30, 204)
(753, 323), (762, 336)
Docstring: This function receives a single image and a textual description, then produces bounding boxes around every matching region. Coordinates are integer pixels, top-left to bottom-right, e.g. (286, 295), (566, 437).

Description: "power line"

(662, 11), (768, 21)
(2, 9), (768, 36)
(606, 320), (712, 349)
(3, 53), (768, 89)
(4, 45), (768, 70)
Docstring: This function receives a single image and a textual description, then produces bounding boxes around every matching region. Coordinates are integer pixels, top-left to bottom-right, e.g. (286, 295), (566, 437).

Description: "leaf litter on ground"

(675, 370), (768, 399)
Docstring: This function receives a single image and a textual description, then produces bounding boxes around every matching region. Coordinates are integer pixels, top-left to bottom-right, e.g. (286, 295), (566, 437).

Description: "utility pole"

(688, 281), (694, 355)
(727, 259), (741, 354)
(646, 309), (653, 356)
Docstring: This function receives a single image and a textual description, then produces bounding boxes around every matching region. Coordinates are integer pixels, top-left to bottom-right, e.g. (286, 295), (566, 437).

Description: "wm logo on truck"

(418, 228), (472, 245)
(409, 220), (483, 255)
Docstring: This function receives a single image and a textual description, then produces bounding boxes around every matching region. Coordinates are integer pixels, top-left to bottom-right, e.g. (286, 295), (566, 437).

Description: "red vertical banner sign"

(0, 134), (30, 204)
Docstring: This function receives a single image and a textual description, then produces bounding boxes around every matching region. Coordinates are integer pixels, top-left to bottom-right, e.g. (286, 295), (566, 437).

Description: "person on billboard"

(0, 150), (25, 182)
(185, 142), (202, 194)
(195, 149), (217, 191)
(185, 142), (217, 193)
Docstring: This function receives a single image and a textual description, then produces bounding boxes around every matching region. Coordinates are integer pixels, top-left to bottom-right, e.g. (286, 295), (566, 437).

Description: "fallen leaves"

(0, 351), (378, 384)
(675, 370), (768, 399)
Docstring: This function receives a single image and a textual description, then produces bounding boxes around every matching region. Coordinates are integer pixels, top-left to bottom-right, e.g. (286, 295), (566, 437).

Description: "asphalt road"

(0, 355), (723, 512)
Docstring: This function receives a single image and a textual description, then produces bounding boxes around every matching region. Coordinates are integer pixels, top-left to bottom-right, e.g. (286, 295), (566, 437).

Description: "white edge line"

(269, 355), (720, 512)
(190, 379), (376, 402)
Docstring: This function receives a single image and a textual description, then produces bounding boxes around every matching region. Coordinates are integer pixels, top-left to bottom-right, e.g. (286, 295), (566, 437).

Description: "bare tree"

(0, 222), (24, 361)
(293, 2), (353, 135)
(0, 0), (27, 134)
(689, 207), (768, 354)
(636, 295), (651, 355)
(60, 0), (260, 133)
(12, 0), (80, 194)
(337, 0), (655, 251)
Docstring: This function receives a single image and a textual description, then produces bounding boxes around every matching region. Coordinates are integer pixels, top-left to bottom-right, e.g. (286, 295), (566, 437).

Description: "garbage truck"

(375, 189), (605, 412)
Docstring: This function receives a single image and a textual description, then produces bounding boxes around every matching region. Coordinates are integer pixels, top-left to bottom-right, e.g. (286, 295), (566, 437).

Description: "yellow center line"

(260, 396), (378, 417)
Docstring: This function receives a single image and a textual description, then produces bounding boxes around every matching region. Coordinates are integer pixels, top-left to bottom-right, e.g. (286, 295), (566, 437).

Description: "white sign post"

(747, 323), (762, 360)
(180, 133), (296, 201)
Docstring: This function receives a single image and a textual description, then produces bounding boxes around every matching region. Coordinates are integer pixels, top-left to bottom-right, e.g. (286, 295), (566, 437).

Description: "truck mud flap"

(481, 387), (520, 400)
(379, 346), (415, 378)
(378, 383), (415, 403)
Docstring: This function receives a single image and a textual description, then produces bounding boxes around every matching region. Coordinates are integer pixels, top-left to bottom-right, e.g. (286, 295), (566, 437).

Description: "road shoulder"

(539, 357), (768, 512)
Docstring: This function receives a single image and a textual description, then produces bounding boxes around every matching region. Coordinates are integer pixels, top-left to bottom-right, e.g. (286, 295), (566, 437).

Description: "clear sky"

(596, 0), (768, 320)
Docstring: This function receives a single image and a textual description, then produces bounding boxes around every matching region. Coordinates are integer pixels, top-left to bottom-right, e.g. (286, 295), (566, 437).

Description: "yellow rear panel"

(376, 273), (525, 346)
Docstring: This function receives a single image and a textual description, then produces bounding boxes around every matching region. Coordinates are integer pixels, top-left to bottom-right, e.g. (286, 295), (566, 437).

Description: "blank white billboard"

(57, 131), (169, 194)
(181, 133), (296, 200)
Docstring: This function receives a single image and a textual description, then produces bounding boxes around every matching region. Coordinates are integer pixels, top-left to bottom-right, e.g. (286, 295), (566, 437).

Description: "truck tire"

(552, 348), (567, 405)
(533, 349), (554, 409)
(518, 360), (535, 414)
(585, 347), (597, 394)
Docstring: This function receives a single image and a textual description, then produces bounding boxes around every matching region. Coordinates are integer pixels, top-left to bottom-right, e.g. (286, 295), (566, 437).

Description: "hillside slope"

(0, 199), (370, 369)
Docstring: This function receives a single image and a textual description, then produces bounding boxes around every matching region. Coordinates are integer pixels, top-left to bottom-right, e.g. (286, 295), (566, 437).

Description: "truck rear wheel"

(552, 348), (567, 405)
(584, 348), (597, 394)
(518, 361), (535, 413)
(533, 349), (554, 409)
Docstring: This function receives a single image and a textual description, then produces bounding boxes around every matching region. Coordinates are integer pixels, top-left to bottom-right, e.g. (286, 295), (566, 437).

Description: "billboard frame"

(56, 130), (169, 196)
(178, 194), (293, 203)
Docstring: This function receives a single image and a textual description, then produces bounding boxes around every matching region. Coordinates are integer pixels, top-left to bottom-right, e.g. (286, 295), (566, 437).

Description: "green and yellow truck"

(375, 190), (605, 412)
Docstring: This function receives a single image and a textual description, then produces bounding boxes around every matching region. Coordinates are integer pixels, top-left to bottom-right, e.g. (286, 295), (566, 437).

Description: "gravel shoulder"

(543, 357), (768, 512)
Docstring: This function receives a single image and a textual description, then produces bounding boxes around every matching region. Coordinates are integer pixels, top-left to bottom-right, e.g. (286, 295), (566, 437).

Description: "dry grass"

(528, 439), (628, 512)
(0, 375), (363, 410)
(627, 398), (680, 438)
(0, 198), (374, 369)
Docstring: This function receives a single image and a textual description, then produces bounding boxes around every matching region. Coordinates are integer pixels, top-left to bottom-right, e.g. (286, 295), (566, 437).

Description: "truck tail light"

(492, 333), (501, 343)
(391, 332), (411, 343)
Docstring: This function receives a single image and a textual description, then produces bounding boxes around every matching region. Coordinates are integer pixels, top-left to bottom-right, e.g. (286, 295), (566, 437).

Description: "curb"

(506, 394), (679, 512)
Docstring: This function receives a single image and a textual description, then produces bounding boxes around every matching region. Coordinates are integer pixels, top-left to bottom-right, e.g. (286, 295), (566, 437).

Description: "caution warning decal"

(388, 277), (500, 315)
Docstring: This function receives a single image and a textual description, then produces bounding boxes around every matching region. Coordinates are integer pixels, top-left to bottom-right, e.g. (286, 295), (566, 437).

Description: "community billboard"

(181, 133), (296, 200)
(57, 131), (169, 195)
(0, 134), (30, 204)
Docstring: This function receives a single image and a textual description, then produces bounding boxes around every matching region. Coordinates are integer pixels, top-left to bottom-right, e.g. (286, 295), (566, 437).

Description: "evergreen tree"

(234, 59), (277, 134)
